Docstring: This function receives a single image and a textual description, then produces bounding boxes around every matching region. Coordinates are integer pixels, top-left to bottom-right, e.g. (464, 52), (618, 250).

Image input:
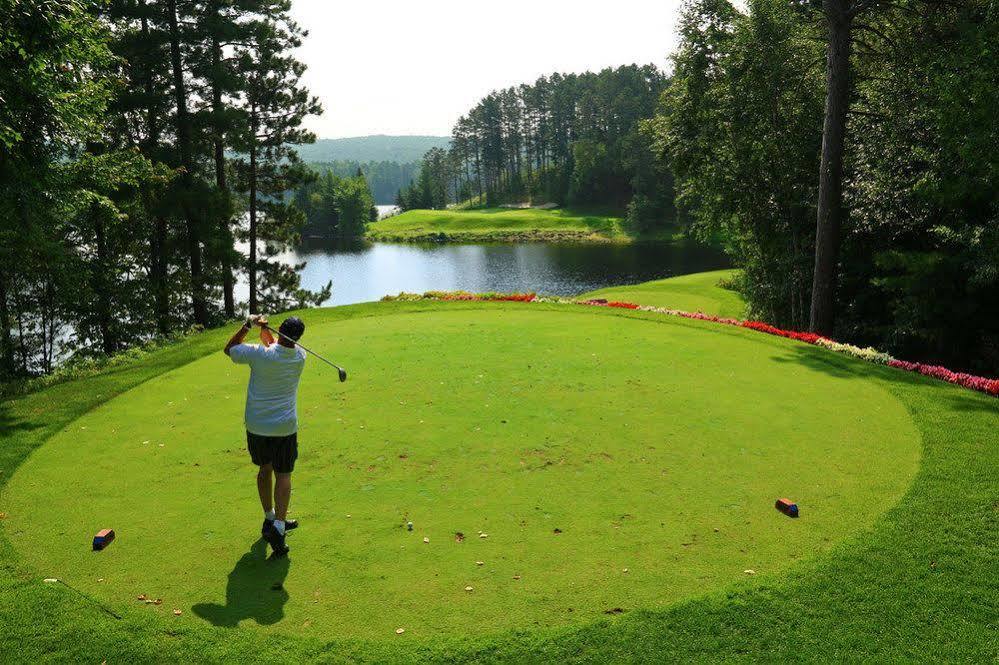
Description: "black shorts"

(247, 431), (298, 474)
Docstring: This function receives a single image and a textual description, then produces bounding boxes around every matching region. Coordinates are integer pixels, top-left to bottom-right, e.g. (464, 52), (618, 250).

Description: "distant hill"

(294, 135), (451, 164)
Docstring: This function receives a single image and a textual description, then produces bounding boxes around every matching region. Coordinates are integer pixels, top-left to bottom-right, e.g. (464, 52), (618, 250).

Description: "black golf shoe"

(261, 518), (298, 536)
(262, 522), (289, 558)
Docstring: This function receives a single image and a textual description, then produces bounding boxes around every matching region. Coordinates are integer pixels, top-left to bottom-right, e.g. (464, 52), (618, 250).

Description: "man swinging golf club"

(224, 314), (306, 557)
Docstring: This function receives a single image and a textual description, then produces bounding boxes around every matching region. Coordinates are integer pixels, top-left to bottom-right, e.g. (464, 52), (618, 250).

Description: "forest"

(398, 64), (673, 232)
(292, 169), (378, 239)
(407, 0), (997, 372)
(0, 0), (328, 378)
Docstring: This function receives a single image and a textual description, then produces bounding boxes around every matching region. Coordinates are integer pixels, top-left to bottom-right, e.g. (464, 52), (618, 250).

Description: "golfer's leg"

(274, 473), (291, 522)
(257, 464), (274, 513)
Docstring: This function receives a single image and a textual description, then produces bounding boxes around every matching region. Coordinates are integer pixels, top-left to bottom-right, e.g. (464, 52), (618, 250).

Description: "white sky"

(290, 0), (685, 139)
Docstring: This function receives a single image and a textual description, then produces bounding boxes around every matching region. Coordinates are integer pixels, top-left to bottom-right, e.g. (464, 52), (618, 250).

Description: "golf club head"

(338, 368), (347, 383)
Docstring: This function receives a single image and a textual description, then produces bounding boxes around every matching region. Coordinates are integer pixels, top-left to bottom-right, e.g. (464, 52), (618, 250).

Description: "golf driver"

(262, 322), (347, 382)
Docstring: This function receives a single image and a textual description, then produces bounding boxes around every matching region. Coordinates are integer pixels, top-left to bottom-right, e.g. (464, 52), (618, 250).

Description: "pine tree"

(189, 0), (249, 319)
(165, 0), (210, 326)
(107, 0), (177, 335)
(231, 1), (324, 313)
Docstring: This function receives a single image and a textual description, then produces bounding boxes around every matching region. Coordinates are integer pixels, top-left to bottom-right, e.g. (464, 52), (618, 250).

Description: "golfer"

(224, 314), (307, 557)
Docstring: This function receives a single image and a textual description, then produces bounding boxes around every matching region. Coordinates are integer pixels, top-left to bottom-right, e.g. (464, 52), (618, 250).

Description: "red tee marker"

(775, 498), (799, 518)
(93, 528), (115, 551)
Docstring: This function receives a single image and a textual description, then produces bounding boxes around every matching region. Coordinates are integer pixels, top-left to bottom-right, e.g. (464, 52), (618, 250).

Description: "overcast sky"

(290, 0), (685, 139)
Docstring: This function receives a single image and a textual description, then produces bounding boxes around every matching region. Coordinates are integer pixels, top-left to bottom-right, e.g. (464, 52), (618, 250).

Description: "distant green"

(582, 269), (746, 318)
(367, 207), (640, 243)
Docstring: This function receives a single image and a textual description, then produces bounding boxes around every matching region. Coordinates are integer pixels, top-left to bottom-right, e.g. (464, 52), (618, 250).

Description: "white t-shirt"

(229, 343), (307, 436)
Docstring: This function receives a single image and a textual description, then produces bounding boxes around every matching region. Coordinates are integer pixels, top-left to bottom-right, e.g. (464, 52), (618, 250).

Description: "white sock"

(264, 510), (276, 521)
(274, 519), (286, 535)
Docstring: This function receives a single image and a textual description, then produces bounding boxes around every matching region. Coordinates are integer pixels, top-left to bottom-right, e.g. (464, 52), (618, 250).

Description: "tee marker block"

(775, 498), (799, 518)
(93, 528), (116, 551)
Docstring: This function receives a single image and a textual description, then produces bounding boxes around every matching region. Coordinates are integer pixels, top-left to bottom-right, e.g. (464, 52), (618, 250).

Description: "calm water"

(259, 239), (729, 307)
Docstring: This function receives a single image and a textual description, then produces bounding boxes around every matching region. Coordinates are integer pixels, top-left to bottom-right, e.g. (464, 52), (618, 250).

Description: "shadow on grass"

(772, 344), (999, 414)
(0, 405), (44, 436)
(771, 346), (866, 380)
(938, 391), (999, 416)
(192, 539), (290, 628)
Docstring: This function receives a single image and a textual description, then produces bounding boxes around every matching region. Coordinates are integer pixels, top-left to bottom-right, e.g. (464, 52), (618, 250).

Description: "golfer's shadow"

(193, 539), (290, 628)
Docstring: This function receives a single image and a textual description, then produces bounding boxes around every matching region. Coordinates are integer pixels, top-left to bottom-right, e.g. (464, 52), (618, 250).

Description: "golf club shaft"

(263, 324), (345, 373)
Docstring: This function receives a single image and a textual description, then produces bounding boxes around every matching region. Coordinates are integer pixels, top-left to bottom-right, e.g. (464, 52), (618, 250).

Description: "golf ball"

(407, 521), (413, 531)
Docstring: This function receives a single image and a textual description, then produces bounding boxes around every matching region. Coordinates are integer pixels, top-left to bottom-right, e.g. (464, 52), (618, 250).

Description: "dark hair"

(279, 316), (305, 342)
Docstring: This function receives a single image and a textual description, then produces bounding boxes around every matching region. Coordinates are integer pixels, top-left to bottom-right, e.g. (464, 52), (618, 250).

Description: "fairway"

(583, 269), (746, 318)
(4, 305), (920, 639)
(367, 207), (631, 242)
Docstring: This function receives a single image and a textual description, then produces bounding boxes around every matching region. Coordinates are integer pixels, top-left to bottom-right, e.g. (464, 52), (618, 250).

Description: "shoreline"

(364, 228), (626, 244)
(363, 206), (648, 245)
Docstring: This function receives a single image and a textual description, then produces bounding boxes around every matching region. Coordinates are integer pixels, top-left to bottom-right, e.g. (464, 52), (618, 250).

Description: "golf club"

(262, 323), (347, 382)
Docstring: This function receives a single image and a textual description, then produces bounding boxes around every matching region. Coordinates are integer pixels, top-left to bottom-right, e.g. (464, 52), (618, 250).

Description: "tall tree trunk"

(93, 205), (115, 355)
(14, 292), (27, 374)
(475, 149), (485, 201)
(43, 278), (54, 373)
(209, 4), (235, 318)
(464, 155), (472, 200)
(809, 0), (852, 335)
(0, 269), (13, 377)
(167, 0), (210, 326)
(150, 214), (169, 333)
(525, 140), (533, 185)
(248, 110), (259, 313)
(139, 7), (156, 149)
(140, 6), (170, 336)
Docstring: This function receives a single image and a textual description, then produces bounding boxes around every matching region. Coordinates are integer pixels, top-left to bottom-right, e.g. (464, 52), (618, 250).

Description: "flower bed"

(581, 298), (641, 310)
(381, 291), (999, 398)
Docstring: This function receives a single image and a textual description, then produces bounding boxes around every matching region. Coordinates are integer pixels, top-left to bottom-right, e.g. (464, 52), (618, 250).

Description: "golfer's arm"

(224, 322), (251, 356)
(260, 327), (276, 347)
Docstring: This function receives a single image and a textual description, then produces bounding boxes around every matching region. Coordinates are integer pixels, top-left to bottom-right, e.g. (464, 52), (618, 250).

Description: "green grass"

(0, 296), (996, 662)
(367, 207), (638, 243)
(4, 306), (919, 638)
(582, 269), (746, 319)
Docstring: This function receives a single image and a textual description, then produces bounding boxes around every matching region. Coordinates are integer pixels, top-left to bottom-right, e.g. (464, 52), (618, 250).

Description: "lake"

(249, 238), (730, 307)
